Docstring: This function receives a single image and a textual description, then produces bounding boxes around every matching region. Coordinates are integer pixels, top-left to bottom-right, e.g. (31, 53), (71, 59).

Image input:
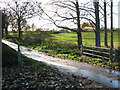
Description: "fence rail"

(80, 45), (115, 60)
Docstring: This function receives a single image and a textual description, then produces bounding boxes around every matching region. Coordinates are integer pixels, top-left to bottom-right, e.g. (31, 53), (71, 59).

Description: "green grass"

(49, 31), (119, 48)
(7, 30), (119, 48)
(2, 43), (18, 67)
(4, 31), (120, 71)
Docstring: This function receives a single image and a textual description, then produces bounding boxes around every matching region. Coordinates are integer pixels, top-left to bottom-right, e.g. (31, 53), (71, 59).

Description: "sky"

(27, 0), (120, 30)
(0, 0), (120, 30)
(118, 1), (120, 28)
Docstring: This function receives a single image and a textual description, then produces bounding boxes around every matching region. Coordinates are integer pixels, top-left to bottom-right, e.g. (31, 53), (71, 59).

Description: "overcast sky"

(28, 0), (120, 30)
(0, 0), (120, 30)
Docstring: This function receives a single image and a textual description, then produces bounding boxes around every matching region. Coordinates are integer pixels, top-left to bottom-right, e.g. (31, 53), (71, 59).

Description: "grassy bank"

(2, 43), (105, 89)
(4, 31), (120, 71)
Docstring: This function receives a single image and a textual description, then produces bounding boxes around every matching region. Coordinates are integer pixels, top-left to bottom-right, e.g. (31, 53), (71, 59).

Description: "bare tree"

(104, 0), (108, 47)
(82, 0), (113, 47)
(2, 10), (12, 38)
(36, 0), (99, 49)
(110, 0), (113, 48)
(4, 13), (9, 38)
(94, 0), (100, 47)
(6, 0), (36, 39)
(36, 0), (113, 48)
(2, 12), (5, 38)
(3, 0), (38, 64)
(76, 0), (82, 49)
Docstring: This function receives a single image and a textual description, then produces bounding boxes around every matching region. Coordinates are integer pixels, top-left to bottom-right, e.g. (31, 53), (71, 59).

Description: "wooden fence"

(80, 45), (116, 60)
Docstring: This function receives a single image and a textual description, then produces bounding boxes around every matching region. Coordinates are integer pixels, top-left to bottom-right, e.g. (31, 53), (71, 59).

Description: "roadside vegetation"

(4, 30), (120, 71)
(2, 43), (105, 89)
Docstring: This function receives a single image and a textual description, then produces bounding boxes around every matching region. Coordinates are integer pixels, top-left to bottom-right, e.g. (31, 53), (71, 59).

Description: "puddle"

(2, 40), (120, 88)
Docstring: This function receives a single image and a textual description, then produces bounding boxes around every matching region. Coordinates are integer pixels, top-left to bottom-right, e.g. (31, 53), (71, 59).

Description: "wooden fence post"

(81, 45), (83, 56)
(114, 49), (116, 60)
(110, 47), (113, 61)
(92, 46), (93, 58)
(80, 45), (115, 60)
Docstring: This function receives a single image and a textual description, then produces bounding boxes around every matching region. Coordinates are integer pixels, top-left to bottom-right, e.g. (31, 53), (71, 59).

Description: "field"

(49, 31), (119, 48)
(5, 30), (120, 71)
(9, 31), (119, 48)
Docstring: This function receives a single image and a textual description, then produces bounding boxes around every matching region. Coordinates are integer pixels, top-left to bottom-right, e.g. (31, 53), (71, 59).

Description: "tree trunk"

(17, 18), (22, 65)
(76, 0), (82, 49)
(94, 1), (100, 47)
(18, 44), (21, 64)
(111, 0), (113, 48)
(2, 13), (5, 38)
(5, 26), (8, 38)
(2, 28), (4, 38)
(104, 0), (108, 47)
(18, 19), (21, 39)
